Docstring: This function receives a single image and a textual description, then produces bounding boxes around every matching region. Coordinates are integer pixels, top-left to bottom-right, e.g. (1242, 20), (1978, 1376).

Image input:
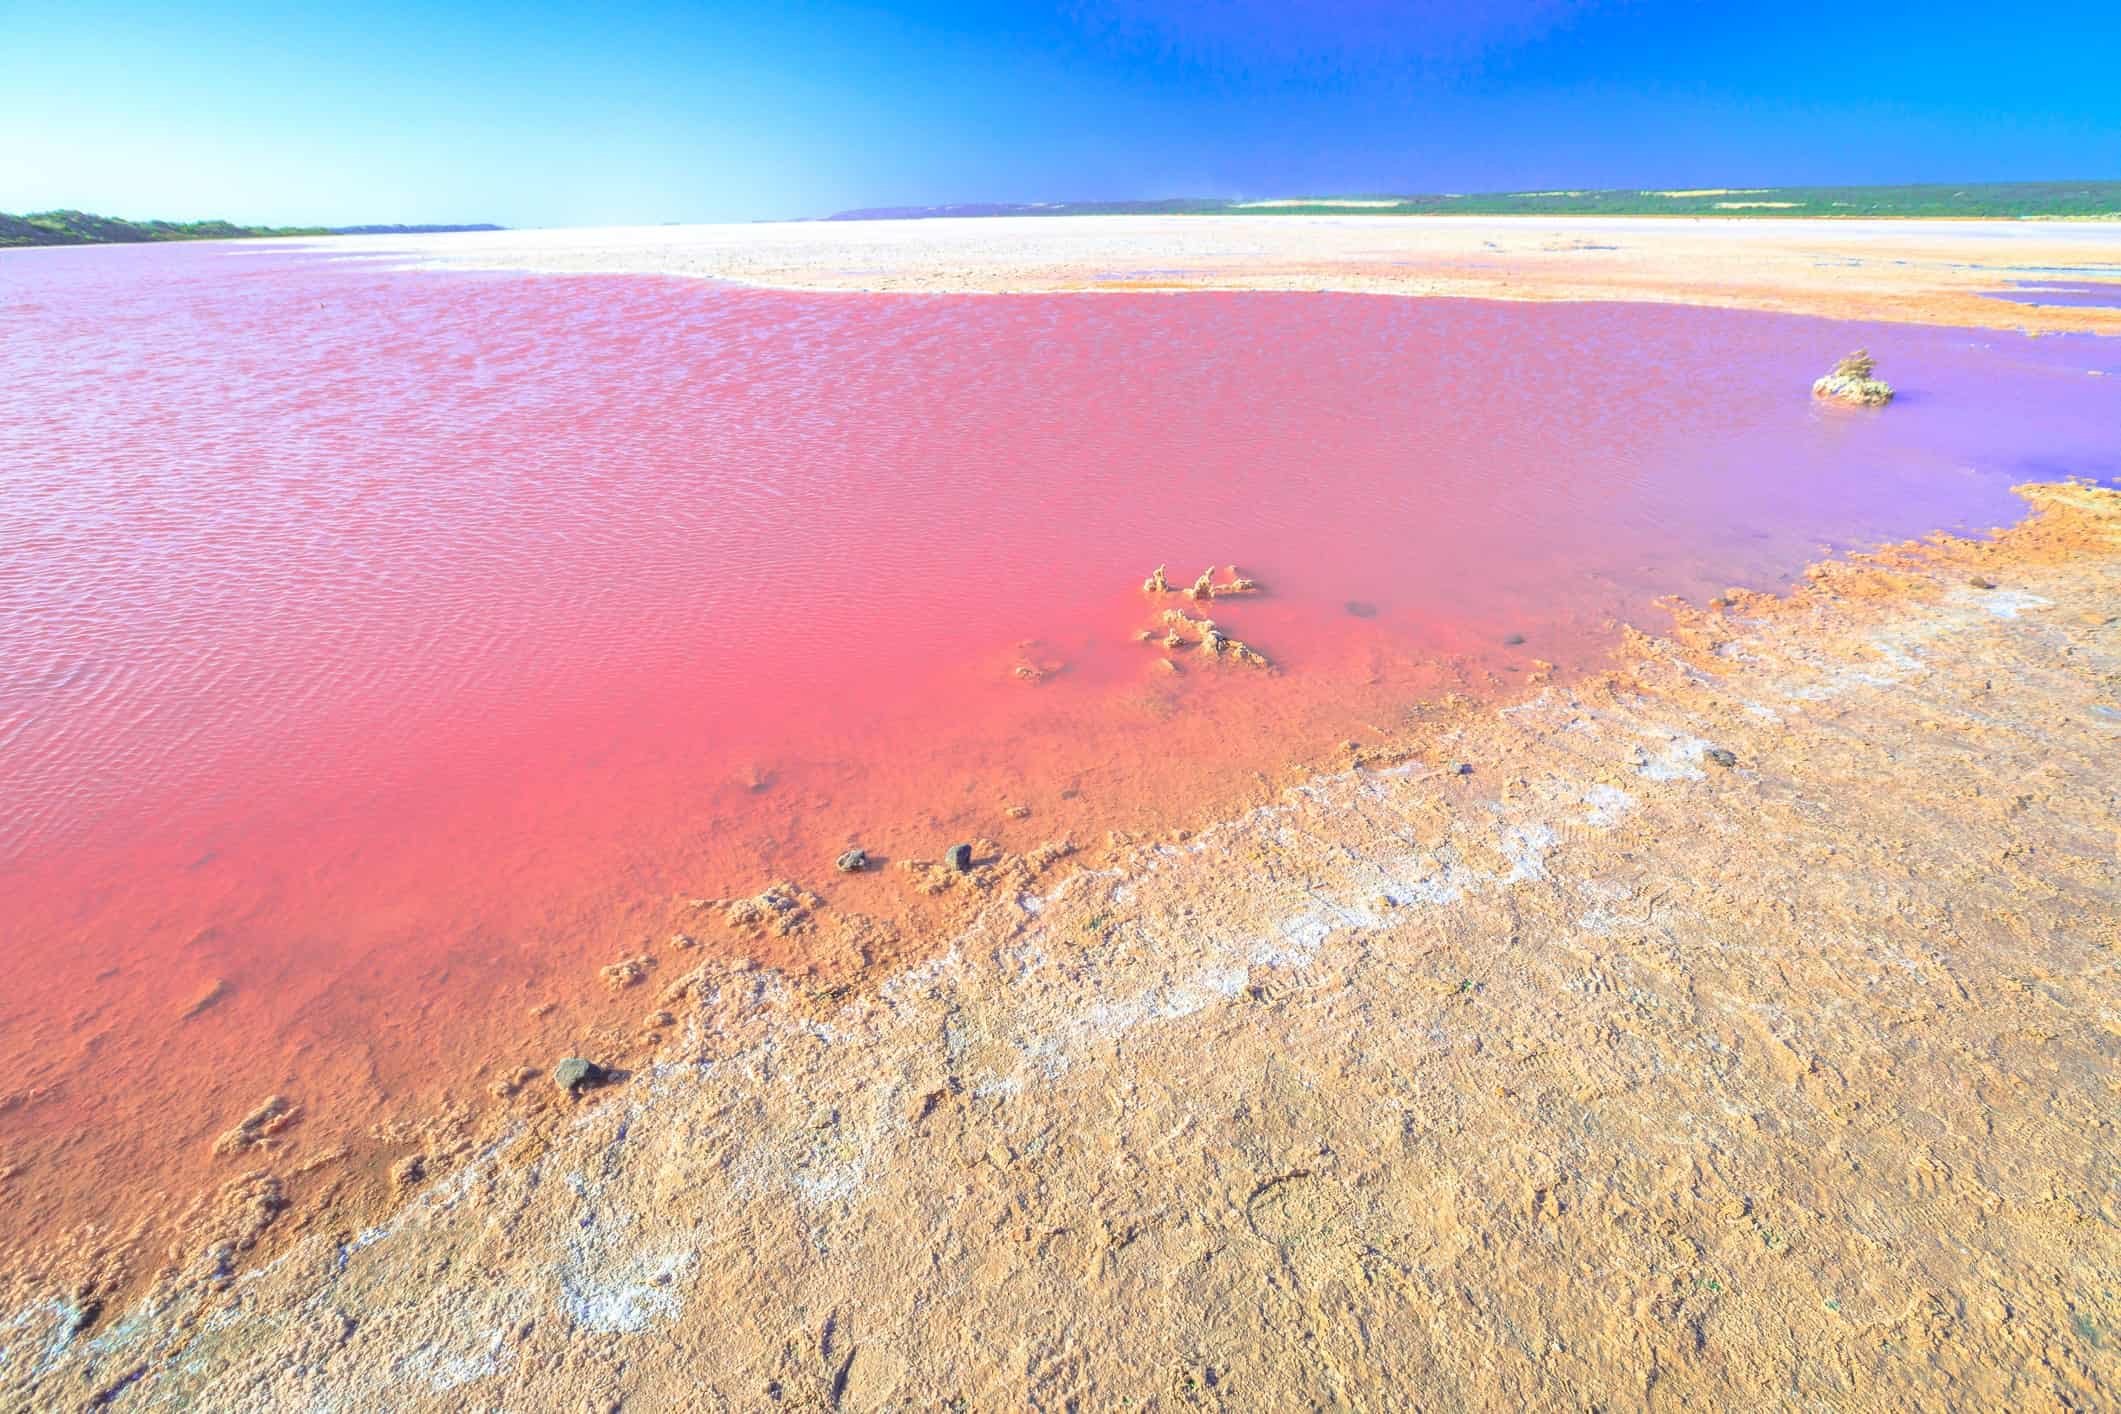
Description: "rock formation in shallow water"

(1146, 604), (1271, 668)
(210, 1095), (297, 1156)
(1812, 348), (1894, 406)
(599, 954), (653, 991)
(699, 881), (823, 936)
(1143, 562), (1261, 598)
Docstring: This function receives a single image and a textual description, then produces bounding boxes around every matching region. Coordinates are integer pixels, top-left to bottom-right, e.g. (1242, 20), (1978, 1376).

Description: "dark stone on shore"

(946, 843), (973, 873)
(554, 1057), (609, 1094)
(1706, 748), (1738, 768)
(1344, 601), (1378, 618)
(1503, 633), (1527, 646)
(835, 848), (869, 873)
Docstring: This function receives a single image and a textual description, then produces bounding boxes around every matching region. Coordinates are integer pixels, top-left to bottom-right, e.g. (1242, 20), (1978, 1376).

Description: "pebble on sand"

(553, 1058), (610, 1095)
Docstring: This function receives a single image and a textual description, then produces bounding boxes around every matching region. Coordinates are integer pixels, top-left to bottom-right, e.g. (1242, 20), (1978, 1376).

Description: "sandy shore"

(322, 213), (2121, 333)
(9, 480), (2117, 1409)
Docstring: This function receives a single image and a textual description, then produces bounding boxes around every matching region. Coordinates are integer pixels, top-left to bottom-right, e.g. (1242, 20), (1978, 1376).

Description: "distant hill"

(830, 181), (2121, 222)
(0, 210), (502, 249)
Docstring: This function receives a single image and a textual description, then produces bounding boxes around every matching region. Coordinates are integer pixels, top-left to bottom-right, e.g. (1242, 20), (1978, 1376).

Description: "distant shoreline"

(827, 180), (2121, 222)
(330, 212), (2121, 336)
(0, 210), (503, 249)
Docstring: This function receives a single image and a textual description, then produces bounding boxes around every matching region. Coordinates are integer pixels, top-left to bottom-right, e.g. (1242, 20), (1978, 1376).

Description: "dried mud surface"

(7, 482), (2116, 1411)
(337, 214), (2121, 334)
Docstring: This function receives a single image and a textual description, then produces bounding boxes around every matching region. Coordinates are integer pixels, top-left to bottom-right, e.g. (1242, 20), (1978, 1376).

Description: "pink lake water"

(2, 239), (2116, 1265)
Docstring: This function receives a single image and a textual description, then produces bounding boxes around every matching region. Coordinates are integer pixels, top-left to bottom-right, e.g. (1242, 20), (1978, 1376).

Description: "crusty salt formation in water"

(1812, 347), (1895, 405)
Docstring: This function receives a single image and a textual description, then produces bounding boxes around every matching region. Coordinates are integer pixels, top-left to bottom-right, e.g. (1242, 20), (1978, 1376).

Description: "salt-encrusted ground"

(325, 213), (2121, 334)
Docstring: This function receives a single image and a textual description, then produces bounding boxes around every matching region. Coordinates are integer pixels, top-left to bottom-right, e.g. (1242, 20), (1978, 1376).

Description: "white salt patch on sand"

(1971, 588), (2050, 619)
(558, 1239), (690, 1334)
(1501, 822), (1560, 881)
(1631, 731), (1711, 781)
(1582, 785), (1636, 826)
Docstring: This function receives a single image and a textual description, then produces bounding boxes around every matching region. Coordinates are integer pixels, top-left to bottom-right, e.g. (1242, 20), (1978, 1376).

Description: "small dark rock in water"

(945, 843), (973, 873)
(553, 1058), (609, 1094)
(1344, 601), (1378, 618)
(1706, 748), (1738, 768)
(1503, 633), (1527, 647)
(835, 848), (869, 873)
(1968, 575), (1997, 590)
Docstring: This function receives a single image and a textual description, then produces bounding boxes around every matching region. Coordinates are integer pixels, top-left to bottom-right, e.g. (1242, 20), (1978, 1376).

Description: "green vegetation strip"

(829, 181), (2121, 222)
(1, 211), (502, 248)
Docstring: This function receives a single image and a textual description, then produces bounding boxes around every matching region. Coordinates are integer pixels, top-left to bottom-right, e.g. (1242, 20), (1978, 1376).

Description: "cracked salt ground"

(6, 482), (2120, 1410)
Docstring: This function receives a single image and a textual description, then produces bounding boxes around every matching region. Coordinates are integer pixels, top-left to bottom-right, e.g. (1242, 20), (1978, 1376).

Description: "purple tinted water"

(1984, 280), (2121, 309)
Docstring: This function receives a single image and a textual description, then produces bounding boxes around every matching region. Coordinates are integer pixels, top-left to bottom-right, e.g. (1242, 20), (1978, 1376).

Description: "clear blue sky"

(5, 0), (2117, 227)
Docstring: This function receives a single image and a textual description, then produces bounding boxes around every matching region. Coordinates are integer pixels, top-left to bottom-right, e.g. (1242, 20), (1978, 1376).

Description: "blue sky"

(4, 0), (2117, 226)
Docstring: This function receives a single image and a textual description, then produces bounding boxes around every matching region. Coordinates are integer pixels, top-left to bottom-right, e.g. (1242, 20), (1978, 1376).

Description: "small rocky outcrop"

(1147, 606), (1270, 669)
(552, 1057), (610, 1094)
(1009, 640), (1066, 684)
(835, 848), (870, 873)
(1142, 563), (1263, 600)
(1812, 349), (1894, 406)
(698, 881), (823, 936)
(210, 1095), (297, 1156)
(1134, 563), (1271, 667)
(599, 954), (653, 992)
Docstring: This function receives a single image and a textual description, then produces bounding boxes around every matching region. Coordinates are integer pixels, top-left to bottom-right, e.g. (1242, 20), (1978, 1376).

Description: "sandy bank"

(9, 481), (2117, 1410)
(318, 214), (2121, 333)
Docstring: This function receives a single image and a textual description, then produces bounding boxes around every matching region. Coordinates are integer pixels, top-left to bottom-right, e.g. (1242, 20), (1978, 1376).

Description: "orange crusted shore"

(6, 479), (2116, 1409)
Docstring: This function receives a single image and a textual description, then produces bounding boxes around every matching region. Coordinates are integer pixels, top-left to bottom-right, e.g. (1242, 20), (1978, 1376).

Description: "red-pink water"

(2, 241), (2116, 1263)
